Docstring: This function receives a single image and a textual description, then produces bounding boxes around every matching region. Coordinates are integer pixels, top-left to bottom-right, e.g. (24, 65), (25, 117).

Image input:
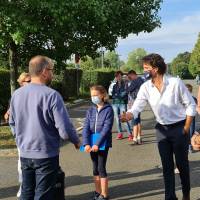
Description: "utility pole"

(101, 47), (104, 68)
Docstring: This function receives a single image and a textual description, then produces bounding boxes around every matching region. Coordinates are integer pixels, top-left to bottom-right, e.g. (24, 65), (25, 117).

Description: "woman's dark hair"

(142, 53), (167, 75)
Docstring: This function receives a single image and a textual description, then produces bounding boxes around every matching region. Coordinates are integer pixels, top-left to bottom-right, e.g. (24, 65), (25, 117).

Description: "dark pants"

(90, 149), (109, 178)
(155, 121), (190, 200)
(20, 156), (59, 200)
(189, 118), (195, 150)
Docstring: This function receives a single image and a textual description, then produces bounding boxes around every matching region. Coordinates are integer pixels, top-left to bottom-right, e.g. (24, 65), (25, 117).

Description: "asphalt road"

(0, 80), (200, 200)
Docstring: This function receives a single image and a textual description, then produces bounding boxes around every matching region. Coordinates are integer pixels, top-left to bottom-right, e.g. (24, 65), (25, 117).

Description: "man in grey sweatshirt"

(9, 55), (80, 200)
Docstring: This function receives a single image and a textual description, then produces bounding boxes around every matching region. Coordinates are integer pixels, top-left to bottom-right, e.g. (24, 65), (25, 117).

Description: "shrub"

(0, 69), (10, 117)
(81, 69), (115, 93)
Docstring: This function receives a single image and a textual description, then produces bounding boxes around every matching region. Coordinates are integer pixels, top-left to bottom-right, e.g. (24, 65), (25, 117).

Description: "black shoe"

(97, 194), (109, 200)
(92, 191), (100, 200)
(182, 195), (190, 200)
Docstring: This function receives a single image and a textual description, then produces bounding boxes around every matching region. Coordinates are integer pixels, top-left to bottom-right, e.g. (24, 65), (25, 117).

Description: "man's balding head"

(29, 55), (54, 76)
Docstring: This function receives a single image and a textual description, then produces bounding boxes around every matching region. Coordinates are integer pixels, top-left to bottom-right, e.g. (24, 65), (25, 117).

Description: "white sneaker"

(17, 185), (21, 198)
(174, 168), (180, 174)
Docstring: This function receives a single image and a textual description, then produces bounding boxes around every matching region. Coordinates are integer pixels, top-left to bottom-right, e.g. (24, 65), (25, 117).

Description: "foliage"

(0, 0), (162, 69)
(104, 51), (120, 68)
(80, 56), (95, 70)
(189, 33), (200, 76)
(81, 69), (115, 93)
(171, 52), (193, 78)
(0, 69), (10, 117)
(123, 48), (147, 72)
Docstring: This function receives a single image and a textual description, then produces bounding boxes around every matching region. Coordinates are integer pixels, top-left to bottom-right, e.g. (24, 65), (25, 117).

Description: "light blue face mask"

(91, 96), (102, 105)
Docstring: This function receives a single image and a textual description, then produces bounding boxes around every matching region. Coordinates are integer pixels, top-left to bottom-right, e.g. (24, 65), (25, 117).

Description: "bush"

(81, 69), (115, 93)
(0, 69), (10, 117)
(51, 73), (64, 97)
(51, 69), (83, 100)
(62, 69), (83, 98)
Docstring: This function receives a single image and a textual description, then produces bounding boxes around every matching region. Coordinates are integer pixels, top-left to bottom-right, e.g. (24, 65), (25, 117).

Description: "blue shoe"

(97, 195), (109, 200)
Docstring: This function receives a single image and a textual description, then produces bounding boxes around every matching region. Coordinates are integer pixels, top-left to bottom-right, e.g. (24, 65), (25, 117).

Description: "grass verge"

(0, 126), (16, 149)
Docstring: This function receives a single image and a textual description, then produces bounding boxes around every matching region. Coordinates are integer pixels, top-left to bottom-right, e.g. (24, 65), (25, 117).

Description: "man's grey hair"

(29, 55), (54, 76)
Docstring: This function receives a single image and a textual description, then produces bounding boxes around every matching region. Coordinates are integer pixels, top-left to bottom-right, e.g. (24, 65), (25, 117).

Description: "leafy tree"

(189, 33), (200, 76)
(171, 52), (192, 78)
(80, 56), (95, 70)
(0, 0), (162, 94)
(104, 51), (120, 68)
(124, 48), (147, 73)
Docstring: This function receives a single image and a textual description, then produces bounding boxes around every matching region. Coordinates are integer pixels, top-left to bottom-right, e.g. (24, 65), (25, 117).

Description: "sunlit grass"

(0, 126), (16, 149)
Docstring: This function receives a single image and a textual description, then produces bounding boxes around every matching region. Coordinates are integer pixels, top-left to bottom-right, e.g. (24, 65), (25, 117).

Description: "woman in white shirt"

(121, 54), (196, 200)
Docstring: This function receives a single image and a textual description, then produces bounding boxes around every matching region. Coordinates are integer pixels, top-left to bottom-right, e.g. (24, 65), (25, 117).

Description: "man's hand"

(183, 126), (190, 135)
(84, 145), (91, 153)
(91, 145), (99, 152)
(4, 111), (9, 122)
(74, 142), (81, 150)
(120, 112), (133, 122)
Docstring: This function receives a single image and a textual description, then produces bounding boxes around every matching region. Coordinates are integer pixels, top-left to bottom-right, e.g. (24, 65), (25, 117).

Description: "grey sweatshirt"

(9, 83), (80, 159)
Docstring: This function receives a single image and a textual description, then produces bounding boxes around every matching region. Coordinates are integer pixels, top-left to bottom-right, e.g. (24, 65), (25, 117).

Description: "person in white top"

(121, 54), (196, 200)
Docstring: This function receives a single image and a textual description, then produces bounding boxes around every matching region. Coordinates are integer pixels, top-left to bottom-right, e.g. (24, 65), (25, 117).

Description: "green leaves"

(189, 33), (200, 76)
(10, 31), (24, 45)
(124, 48), (147, 73)
(0, 0), (162, 70)
(171, 52), (192, 79)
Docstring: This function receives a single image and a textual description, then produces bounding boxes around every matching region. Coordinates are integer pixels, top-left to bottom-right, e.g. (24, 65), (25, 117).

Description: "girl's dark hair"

(142, 53), (167, 75)
(90, 85), (109, 102)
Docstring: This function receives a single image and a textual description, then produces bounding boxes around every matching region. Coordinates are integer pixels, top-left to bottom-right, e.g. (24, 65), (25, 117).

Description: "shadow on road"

(0, 185), (18, 199)
(67, 159), (200, 200)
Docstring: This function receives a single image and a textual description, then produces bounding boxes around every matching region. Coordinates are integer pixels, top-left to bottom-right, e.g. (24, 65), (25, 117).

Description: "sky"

(116, 0), (200, 63)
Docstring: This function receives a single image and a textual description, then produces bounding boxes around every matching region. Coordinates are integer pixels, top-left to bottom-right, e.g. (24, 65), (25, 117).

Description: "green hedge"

(0, 69), (10, 117)
(81, 69), (115, 93)
(0, 68), (115, 117)
(62, 69), (83, 98)
(51, 68), (115, 98)
(51, 69), (83, 99)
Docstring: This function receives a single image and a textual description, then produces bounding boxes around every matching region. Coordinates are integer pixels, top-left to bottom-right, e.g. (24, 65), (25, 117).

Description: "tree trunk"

(9, 41), (18, 95)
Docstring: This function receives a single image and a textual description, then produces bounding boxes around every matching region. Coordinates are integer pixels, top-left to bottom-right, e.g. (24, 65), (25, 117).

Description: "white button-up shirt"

(128, 75), (196, 125)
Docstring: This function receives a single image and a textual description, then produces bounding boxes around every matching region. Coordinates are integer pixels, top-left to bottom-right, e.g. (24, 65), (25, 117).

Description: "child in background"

(82, 85), (114, 200)
(185, 83), (197, 153)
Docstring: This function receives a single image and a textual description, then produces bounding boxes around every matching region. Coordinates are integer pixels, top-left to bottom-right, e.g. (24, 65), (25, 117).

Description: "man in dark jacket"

(126, 70), (144, 144)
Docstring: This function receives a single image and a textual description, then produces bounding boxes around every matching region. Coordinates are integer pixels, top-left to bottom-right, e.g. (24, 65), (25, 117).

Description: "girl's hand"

(91, 145), (99, 152)
(84, 145), (91, 153)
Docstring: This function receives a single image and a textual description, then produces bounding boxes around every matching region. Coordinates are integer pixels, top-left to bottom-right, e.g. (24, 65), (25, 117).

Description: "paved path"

(0, 80), (200, 200)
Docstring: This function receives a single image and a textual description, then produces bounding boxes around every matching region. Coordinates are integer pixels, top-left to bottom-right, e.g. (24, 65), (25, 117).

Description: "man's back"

(127, 77), (144, 100)
(10, 83), (78, 159)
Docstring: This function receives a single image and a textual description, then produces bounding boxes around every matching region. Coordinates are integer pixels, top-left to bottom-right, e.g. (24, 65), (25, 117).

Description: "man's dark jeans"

(20, 156), (59, 200)
(155, 121), (190, 200)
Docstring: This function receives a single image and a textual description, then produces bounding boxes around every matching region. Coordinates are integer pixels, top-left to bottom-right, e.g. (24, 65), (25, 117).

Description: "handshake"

(120, 112), (134, 122)
(191, 131), (200, 151)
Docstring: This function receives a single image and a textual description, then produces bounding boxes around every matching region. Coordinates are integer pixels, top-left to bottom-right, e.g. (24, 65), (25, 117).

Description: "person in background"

(126, 70), (144, 144)
(195, 74), (199, 85)
(9, 55), (80, 200)
(4, 72), (31, 198)
(82, 85), (114, 200)
(196, 80), (200, 115)
(121, 54), (196, 200)
(185, 83), (197, 153)
(112, 71), (132, 140)
(3, 73), (31, 123)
